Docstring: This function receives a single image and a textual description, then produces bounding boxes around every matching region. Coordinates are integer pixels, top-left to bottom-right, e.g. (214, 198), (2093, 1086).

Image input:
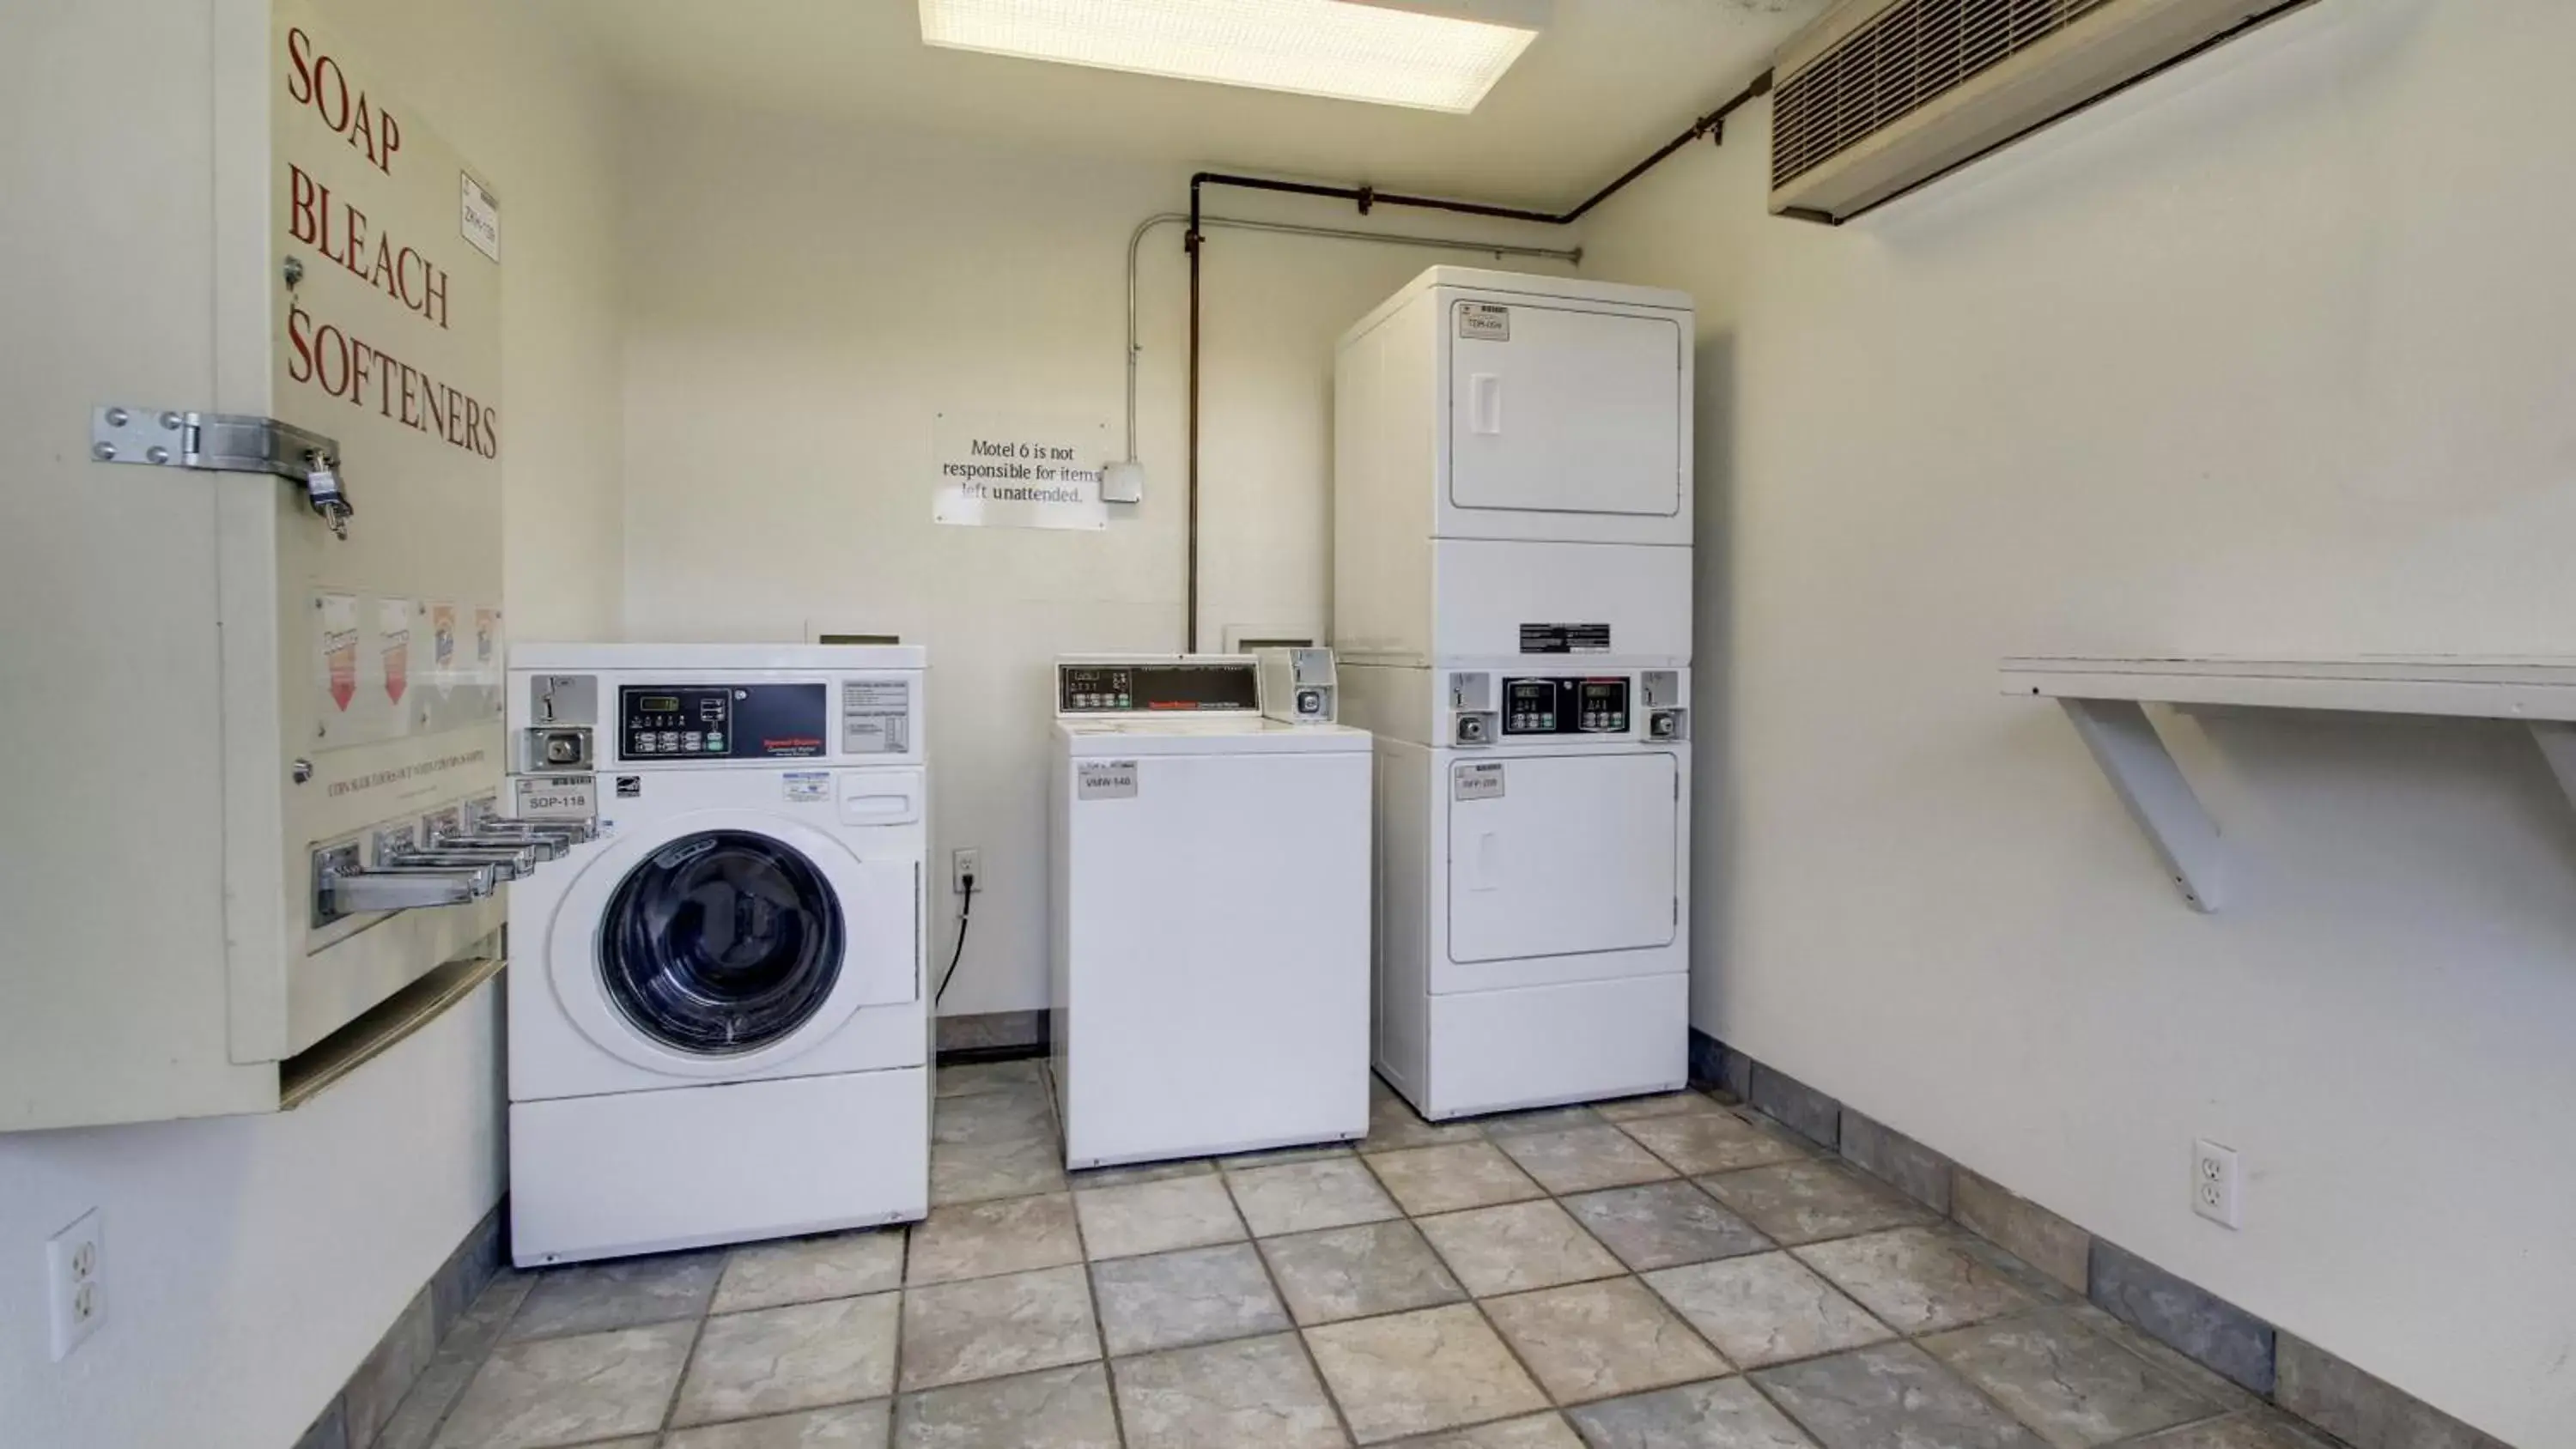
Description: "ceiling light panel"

(918, 0), (1544, 114)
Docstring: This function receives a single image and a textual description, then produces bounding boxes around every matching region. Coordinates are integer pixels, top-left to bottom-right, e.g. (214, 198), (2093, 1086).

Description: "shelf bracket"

(2531, 723), (2576, 821)
(2058, 698), (2227, 912)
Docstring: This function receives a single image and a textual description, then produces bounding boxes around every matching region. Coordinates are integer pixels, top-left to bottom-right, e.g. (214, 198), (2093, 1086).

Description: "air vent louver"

(1770, 0), (2297, 221)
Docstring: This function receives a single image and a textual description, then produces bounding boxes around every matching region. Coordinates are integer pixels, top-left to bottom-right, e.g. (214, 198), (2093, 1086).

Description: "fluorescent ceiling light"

(918, 0), (1545, 114)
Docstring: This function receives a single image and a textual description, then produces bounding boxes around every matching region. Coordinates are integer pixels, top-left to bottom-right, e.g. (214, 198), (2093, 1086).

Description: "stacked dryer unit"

(1334, 267), (1695, 1120)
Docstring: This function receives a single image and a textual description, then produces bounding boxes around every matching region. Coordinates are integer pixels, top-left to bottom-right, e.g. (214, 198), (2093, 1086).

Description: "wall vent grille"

(1774, 0), (2122, 190)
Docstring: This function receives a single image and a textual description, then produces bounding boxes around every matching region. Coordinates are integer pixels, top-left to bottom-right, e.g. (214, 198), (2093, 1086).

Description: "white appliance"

(504, 644), (930, 1265)
(1050, 655), (1373, 1167)
(1334, 269), (1696, 1119)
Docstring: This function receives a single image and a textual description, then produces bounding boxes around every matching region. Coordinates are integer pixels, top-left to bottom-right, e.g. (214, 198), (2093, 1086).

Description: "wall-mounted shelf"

(2002, 657), (2576, 912)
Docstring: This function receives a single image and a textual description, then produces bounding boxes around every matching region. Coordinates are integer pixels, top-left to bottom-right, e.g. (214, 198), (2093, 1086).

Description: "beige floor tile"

(935, 1059), (1048, 1099)
(1616, 1113), (1809, 1177)
(930, 1137), (1067, 1205)
(1643, 1252), (1894, 1369)
(1074, 1173), (1248, 1259)
(1565, 1378), (1813, 1449)
(898, 1264), (1100, 1391)
(1483, 1277), (1730, 1405)
(1415, 1200), (1625, 1297)
(1795, 1228), (2033, 1334)
(1559, 1180), (1772, 1272)
(1594, 1092), (1731, 1124)
(665, 1400), (892, 1447)
(713, 1230), (907, 1314)
(1494, 1126), (1678, 1195)
(1303, 1303), (1549, 1444)
(1476, 1105), (1607, 1137)
(1068, 1158), (1218, 1190)
(1111, 1332), (1349, 1449)
(1753, 1343), (2042, 1449)
(1923, 1309), (2219, 1448)
(1385, 1414), (1587, 1449)
(891, 1362), (1122, 1449)
(1259, 1221), (1469, 1326)
(431, 1320), (695, 1449)
(2123, 1412), (2342, 1449)
(504, 1253), (723, 1340)
(1698, 1161), (1935, 1246)
(1364, 1142), (1545, 1216)
(932, 1089), (1056, 1149)
(672, 1292), (901, 1427)
(1092, 1242), (1291, 1355)
(1229, 1157), (1404, 1237)
(1363, 1084), (1485, 1153)
(905, 1192), (1083, 1286)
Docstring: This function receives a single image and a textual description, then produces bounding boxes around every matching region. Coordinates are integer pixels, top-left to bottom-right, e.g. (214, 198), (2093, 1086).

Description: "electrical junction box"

(1, 0), (506, 1128)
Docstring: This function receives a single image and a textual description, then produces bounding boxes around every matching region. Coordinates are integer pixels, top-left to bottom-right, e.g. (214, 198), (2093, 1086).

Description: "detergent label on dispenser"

(782, 771), (831, 803)
(1458, 302), (1511, 340)
(1078, 761), (1139, 800)
(1454, 761), (1507, 802)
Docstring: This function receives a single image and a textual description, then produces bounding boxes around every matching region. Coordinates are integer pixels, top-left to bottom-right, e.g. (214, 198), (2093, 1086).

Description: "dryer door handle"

(1469, 830), (1502, 891)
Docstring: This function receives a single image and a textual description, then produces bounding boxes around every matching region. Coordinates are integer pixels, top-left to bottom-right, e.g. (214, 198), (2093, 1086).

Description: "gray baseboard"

(1690, 1029), (2511, 1449)
(936, 1009), (1045, 1055)
(292, 1201), (507, 1449)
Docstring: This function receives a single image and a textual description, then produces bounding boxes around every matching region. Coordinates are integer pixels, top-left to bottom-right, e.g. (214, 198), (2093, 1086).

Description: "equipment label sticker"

(842, 679), (912, 755)
(783, 770), (831, 803)
(1454, 761), (1507, 801)
(1458, 302), (1510, 340)
(513, 773), (596, 821)
(1519, 622), (1611, 654)
(1078, 761), (1139, 800)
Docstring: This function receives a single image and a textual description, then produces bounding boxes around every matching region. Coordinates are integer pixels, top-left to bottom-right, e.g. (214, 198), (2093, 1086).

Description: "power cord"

(933, 872), (975, 1008)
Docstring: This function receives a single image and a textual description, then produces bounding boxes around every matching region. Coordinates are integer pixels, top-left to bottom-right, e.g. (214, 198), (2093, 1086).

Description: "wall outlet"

(46, 1208), (104, 1361)
(951, 846), (981, 895)
(2193, 1139), (2241, 1229)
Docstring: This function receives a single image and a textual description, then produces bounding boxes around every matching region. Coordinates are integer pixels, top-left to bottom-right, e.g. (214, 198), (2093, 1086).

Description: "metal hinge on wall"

(91, 406), (352, 538)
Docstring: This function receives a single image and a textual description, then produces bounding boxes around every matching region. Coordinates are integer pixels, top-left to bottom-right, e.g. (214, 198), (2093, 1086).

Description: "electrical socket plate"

(2193, 1139), (2241, 1229)
(951, 846), (980, 895)
(47, 1207), (104, 1361)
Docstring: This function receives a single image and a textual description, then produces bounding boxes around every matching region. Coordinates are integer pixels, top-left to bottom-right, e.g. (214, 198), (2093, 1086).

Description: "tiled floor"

(379, 1063), (2339, 1449)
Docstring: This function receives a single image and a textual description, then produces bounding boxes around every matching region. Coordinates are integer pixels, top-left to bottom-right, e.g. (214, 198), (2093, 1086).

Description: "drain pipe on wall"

(1170, 70), (1774, 650)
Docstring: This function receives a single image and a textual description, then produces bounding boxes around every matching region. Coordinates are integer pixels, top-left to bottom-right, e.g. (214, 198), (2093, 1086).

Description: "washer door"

(550, 810), (917, 1078)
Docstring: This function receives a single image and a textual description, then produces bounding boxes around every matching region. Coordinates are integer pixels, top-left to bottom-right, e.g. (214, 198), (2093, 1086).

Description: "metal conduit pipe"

(1124, 215), (1584, 649)
(1172, 70), (1774, 650)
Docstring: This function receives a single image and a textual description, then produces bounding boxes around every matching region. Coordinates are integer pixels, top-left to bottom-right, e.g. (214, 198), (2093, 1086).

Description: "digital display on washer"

(1059, 663), (1260, 713)
(621, 684), (826, 759)
(1502, 678), (1631, 736)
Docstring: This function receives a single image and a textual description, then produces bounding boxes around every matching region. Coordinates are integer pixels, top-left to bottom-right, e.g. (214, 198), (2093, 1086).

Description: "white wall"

(0, 3), (623, 1445)
(617, 96), (1573, 1016)
(1583, 2), (2576, 1441)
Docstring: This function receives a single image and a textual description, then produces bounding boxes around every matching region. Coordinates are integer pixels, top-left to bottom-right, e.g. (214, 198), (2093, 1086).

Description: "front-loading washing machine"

(503, 644), (929, 1266)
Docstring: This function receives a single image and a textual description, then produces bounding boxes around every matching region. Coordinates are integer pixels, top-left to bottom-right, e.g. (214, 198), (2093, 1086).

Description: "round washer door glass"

(598, 829), (845, 1056)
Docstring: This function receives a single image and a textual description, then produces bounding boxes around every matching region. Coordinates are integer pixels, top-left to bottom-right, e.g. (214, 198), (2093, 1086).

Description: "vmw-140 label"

(1078, 761), (1139, 800)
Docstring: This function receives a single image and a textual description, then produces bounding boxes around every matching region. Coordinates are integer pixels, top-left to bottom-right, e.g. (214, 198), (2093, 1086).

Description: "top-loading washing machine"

(1049, 654), (1372, 1167)
(502, 644), (930, 1265)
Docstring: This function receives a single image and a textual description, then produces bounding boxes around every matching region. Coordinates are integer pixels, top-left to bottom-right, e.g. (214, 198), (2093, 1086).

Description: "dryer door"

(1449, 303), (1683, 518)
(1446, 752), (1679, 967)
(550, 810), (917, 1079)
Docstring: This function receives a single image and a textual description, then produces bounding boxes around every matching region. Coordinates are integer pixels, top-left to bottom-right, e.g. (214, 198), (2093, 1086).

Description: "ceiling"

(538, 0), (1826, 208)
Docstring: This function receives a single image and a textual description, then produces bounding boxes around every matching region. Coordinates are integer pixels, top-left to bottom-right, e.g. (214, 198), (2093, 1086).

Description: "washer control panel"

(619, 684), (826, 759)
(1058, 659), (1261, 715)
(1502, 677), (1631, 736)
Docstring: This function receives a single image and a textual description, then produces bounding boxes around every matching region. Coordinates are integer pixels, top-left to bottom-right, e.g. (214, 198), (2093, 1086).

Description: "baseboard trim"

(292, 1200), (507, 1449)
(1691, 1029), (2508, 1449)
(935, 1009), (1046, 1057)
